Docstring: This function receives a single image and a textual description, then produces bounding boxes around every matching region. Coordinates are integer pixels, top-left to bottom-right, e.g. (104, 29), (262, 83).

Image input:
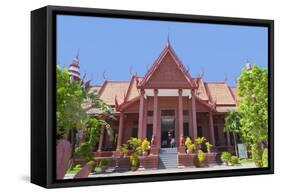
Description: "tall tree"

(224, 110), (241, 157)
(237, 64), (268, 167)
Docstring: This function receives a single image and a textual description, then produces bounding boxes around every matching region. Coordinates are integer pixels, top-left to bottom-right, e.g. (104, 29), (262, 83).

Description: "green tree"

(224, 110), (241, 157)
(56, 66), (86, 139)
(237, 64), (268, 167)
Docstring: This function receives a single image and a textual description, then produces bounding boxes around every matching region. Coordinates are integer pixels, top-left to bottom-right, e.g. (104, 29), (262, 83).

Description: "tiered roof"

(86, 40), (238, 113)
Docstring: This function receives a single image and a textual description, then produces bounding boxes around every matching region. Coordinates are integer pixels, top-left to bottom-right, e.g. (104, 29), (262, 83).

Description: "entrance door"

(161, 118), (175, 148)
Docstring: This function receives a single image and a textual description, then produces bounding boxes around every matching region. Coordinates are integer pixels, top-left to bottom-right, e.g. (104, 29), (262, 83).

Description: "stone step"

(159, 148), (177, 154)
(158, 149), (178, 169)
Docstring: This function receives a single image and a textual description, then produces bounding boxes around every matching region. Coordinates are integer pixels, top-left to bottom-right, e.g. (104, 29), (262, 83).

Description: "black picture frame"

(31, 5), (274, 188)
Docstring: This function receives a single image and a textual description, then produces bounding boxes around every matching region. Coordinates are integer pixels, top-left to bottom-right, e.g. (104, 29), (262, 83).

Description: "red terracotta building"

(70, 40), (238, 169)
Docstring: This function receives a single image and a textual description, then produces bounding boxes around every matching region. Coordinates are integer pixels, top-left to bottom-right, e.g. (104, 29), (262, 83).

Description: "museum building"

(68, 39), (238, 169)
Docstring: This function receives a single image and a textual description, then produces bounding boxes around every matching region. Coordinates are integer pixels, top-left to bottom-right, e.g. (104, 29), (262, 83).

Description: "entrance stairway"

(158, 148), (178, 169)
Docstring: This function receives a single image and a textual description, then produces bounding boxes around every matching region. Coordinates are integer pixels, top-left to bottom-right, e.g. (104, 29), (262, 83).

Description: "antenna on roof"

(102, 70), (107, 81)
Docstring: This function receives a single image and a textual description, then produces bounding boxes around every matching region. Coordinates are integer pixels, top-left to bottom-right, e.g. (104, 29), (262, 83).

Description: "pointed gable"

(139, 43), (197, 89)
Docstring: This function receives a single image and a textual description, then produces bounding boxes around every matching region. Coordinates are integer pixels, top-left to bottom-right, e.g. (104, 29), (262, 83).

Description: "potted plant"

(130, 154), (139, 171)
(185, 137), (192, 153)
(205, 142), (213, 153)
(120, 144), (128, 158)
(220, 151), (232, 165)
(194, 149), (206, 167)
(141, 138), (150, 156)
(187, 143), (195, 154)
(195, 137), (206, 150)
(99, 159), (110, 172)
(230, 156), (239, 166)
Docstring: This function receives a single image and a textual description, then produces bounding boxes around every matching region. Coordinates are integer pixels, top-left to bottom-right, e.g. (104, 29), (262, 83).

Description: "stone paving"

(64, 163), (257, 179)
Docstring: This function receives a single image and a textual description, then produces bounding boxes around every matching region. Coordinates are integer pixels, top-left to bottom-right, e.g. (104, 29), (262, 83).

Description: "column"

(98, 126), (105, 152)
(151, 89), (158, 153)
(138, 89), (145, 138)
(178, 89), (184, 145)
(191, 89), (197, 140)
(142, 98), (148, 139)
(209, 111), (216, 146)
(188, 98), (193, 139)
(116, 112), (124, 151)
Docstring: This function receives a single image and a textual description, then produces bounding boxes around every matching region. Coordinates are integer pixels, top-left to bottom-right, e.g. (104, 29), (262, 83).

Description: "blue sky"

(57, 15), (268, 86)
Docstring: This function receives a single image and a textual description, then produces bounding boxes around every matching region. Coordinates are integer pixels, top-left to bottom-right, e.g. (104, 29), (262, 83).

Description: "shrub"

(99, 159), (110, 166)
(230, 156), (239, 164)
(130, 154), (139, 167)
(205, 142), (213, 152)
(197, 150), (206, 164)
(251, 143), (263, 167)
(141, 138), (150, 152)
(221, 151), (232, 163)
(195, 137), (206, 149)
(262, 148), (268, 167)
(120, 144), (128, 155)
(188, 144), (195, 153)
(185, 137), (192, 149)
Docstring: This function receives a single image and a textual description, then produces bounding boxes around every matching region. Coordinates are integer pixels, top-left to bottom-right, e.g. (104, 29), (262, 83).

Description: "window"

(183, 110), (188, 116)
(183, 123), (189, 137)
(131, 128), (138, 138)
(197, 126), (203, 137)
(161, 109), (175, 116)
(147, 111), (153, 116)
(146, 124), (153, 141)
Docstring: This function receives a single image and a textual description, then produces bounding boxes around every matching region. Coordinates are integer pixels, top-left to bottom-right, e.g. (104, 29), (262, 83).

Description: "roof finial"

(166, 32), (170, 47)
(224, 73), (228, 83)
(102, 70), (107, 81)
(76, 48), (80, 59)
(245, 58), (252, 71)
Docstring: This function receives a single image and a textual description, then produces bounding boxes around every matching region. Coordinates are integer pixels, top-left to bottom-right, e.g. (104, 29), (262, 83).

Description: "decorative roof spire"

(166, 32), (170, 47)
(68, 49), (81, 81)
(245, 58), (252, 71)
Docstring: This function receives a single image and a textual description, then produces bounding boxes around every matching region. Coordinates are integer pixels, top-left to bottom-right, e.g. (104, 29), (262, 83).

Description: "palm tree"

(224, 110), (241, 156)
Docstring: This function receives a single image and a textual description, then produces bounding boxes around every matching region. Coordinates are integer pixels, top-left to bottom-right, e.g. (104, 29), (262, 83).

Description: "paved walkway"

(64, 163), (256, 179)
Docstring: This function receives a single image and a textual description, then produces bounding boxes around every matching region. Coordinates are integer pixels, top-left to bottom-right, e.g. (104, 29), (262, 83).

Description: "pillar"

(138, 89), (145, 138)
(98, 126), (105, 152)
(142, 98), (148, 139)
(191, 89), (197, 140)
(116, 112), (124, 151)
(188, 98), (193, 139)
(178, 89), (184, 144)
(209, 111), (216, 146)
(151, 89), (159, 154)
(178, 89), (186, 153)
